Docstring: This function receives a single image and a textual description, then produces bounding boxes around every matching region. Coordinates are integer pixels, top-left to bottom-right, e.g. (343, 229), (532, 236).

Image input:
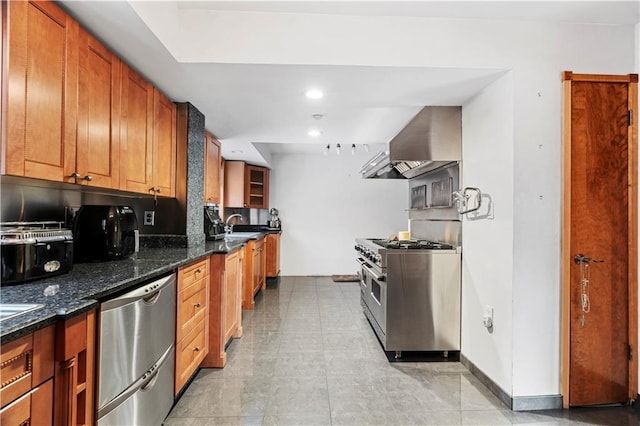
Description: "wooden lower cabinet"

(202, 248), (244, 368)
(242, 238), (266, 310)
(265, 233), (281, 278)
(54, 310), (96, 426)
(1, 325), (55, 425)
(176, 259), (210, 395)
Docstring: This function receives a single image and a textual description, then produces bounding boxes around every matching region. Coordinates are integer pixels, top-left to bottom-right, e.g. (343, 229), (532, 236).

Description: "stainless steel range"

(355, 237), (461, 357)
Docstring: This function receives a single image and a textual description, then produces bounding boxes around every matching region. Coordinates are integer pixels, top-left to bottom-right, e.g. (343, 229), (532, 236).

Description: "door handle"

(574, 253), (604, 264)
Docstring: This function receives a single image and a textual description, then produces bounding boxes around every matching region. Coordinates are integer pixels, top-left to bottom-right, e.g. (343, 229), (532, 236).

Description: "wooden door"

(152, 88), (176, 197)
(562, 72), (638, 407)
(224, 161), (247, 207)
(223, 251), (240, 343)
(242, 242), (256, 310)
(77, 29), (120, 189)
(3, 0), (78, 181)
(120, 64), (153, 194)
(204, 132), (222, 204)
(265, 233), (281, 277)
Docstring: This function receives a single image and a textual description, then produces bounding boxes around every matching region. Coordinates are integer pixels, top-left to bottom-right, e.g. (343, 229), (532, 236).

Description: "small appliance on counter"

(204, 204), (225, 240)
(73, 205), (139, 262)
(0, 221), (74, 285)
(268, 207), (281, 229)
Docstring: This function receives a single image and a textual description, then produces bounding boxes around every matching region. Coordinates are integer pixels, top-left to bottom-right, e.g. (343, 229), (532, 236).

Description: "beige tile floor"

(165, 276), (639, 425)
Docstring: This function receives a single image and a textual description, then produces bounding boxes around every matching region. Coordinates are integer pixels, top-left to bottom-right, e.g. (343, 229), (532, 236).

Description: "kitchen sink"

(0, 303), (44, 322)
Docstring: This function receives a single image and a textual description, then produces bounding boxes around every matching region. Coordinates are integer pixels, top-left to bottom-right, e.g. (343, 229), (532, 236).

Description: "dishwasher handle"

(101, 273), (176, 312)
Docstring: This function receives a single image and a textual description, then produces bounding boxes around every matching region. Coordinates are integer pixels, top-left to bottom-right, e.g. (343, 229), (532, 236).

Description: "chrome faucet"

(225, 214), (243, 234)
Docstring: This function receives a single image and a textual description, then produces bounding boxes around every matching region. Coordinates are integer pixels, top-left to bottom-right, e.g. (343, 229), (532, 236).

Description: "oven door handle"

(360, 262), (385, 282)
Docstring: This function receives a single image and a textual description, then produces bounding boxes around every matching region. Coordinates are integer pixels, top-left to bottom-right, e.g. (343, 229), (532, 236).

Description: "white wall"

(129, 6), (636, 399)
(269, 152), (408, 276)
(461, 72), (515, 394)
(258, 19), (633, 398)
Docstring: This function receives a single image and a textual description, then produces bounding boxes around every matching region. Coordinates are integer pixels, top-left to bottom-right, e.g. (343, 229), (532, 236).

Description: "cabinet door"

(265, 233), (281, 277)
(223, 251), (240, 343)
(204, 132), (222, 204)
(224, 161), (246, 208)
(120, 64), (153, 194)
(4, 0), (78, 181)
(54, 310), (96, 426)
(245, 165), (269, 208)
(253, 240), (265, 293)
(152, 88), (176, 197)
(76, 29), (120, 189)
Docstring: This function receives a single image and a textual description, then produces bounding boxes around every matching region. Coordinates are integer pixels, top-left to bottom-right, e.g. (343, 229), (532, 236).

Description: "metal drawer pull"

(83, 175), (93, 181)
(194, 303), (201, 308)
(195, 268), (201, 274)
(193, 346), (200, 352)
(69, 172), (81, 179)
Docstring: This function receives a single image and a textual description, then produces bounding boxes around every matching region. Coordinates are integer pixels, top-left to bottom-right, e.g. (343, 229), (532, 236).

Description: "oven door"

(358, 259), (387, 332)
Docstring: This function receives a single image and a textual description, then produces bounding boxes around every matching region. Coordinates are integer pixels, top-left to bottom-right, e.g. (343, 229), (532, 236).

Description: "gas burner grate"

(372, 239), (455, 250)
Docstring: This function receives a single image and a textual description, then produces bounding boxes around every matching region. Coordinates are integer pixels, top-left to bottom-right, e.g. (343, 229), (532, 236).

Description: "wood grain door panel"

(77, 29), (120, 188)
(153, 89), (176, 197)
(569, 79), (631, 406)
(120, 65), (153, 193)
(5, 0), (78, 181)
(204, 132), (221, 204)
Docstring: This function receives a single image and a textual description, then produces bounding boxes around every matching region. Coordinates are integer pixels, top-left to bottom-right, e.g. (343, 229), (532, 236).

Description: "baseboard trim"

(512, 394), (563, 411)
(460, 353), (563, 411)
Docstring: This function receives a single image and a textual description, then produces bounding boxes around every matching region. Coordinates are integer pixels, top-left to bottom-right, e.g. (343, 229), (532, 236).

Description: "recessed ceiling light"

(308, 130), (321, 137)
(312, 113), (324, 120)
(305, 89), (324, 100)
(231, 150), (244, 154)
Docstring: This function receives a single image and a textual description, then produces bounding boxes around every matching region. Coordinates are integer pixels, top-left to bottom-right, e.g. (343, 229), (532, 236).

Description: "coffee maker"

(204, 204), (225, 240)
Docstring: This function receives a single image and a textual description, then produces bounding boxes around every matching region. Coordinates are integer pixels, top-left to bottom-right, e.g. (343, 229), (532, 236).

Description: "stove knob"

(375, 254), (382, 263)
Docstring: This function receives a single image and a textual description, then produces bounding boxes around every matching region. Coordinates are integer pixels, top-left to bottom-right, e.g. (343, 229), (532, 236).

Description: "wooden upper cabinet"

(246, 165), (269, 208)
(224, 162), (269, 208)
(119, 63), (154, 194)
(152, 89), (177, 197)
(76, 28), (121, 189)
(204, 132), (222, 205)
(3, 0), (79, 181)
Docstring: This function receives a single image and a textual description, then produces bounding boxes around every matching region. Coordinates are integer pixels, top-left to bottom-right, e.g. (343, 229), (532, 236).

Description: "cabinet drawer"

(1, 326), (54, 408)
(177, 277), (208, 337)
(0, 378), (53, 425)
(178, 259), (209, 291)
(175, 319), (208, 393)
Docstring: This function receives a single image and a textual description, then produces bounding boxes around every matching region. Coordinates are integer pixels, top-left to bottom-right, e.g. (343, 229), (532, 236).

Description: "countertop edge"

(0, 237), (252, 343)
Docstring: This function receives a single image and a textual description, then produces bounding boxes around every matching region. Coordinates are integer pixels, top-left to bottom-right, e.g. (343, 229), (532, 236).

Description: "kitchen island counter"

(0, 237), (249, 343)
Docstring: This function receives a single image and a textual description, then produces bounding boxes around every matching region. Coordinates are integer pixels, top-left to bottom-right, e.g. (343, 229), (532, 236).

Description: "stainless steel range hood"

(360, 106), (461, 179)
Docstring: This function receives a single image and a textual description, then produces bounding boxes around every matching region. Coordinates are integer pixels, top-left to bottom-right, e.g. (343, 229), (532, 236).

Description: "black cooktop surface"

(371, 239), (455, 250)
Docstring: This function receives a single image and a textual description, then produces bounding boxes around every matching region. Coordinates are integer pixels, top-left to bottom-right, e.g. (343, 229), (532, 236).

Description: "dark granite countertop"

(0, 237), (249, 344)
(231, 224), (282, 234)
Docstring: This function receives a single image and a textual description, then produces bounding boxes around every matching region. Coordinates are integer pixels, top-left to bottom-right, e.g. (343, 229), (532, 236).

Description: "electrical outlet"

(144, 211), (155, 226)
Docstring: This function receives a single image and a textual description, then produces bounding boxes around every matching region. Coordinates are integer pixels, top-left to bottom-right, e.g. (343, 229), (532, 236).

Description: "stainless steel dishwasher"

(96, 273), (176, 425)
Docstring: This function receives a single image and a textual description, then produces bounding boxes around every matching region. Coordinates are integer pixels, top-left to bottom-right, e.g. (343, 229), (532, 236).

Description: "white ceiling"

(58, 1), (639, 166)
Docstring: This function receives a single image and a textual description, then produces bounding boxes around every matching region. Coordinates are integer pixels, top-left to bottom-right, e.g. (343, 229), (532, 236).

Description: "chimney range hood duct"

(360, 106), (461, 179)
